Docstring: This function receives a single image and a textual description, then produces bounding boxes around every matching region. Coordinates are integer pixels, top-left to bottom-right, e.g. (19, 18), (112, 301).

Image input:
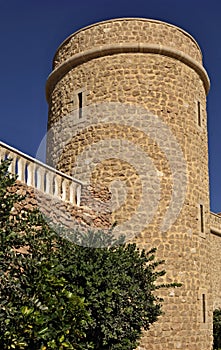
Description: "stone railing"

(0, 141), (83, 206)
(210, 212), (221, 236)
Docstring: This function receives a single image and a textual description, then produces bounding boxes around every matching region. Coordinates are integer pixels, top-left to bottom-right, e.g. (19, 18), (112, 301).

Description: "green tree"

(214, 308), (221, 350)
(0, 159), (92, 349)
(0, 159), (178, 349)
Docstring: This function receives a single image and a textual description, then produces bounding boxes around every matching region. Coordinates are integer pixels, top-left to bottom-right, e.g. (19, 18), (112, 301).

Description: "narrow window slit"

(78, 92), (83, 118)
(202, 294), (206, 323)
(200, 204), (204, 233)
(197, 101), (201, 127)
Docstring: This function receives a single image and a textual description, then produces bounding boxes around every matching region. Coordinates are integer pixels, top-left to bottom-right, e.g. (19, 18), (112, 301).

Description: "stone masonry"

(45, 18), (214, 349)
(1, 17), (221, 350)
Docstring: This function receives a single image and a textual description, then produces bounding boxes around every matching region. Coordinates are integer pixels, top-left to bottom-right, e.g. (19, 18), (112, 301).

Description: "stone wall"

(45, 18), (212, 349)
(9, 181), (111, 232)
(53, 18), (202, 67)
(210, 213), (221, 310)
(3, 160), (221, 350)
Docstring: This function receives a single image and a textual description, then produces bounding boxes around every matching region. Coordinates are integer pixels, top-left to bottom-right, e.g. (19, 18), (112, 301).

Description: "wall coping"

(210, 211), (221, 219)
(54, 17), (202, 61)
(210, 211), (221, 237)
(210, 227), (221, 237)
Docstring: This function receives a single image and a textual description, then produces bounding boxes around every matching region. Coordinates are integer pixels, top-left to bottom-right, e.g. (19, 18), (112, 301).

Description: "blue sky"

(0, 0), (221, 212)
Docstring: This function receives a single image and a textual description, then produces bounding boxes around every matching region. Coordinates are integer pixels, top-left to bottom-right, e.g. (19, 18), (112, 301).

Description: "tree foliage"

(214, 308), (221, 350)
(0, 160), (91, 349)
(0, 159), (177, 349)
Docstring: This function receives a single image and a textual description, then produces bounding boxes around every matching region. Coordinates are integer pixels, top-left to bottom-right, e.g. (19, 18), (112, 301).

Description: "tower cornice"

(46, 42), (210, 101)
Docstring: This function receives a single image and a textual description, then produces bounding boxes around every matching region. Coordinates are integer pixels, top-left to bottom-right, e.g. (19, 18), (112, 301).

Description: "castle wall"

(52, 18), (202, 68)
(211, 233), (221, 309)
(2, 158), (221, 349)
(46, 18), (212, 349)
(210, 213), (221, 310)
(0, 140), (112, 233)
(8, 180), (111, 234)
(1, 15), (221, 350)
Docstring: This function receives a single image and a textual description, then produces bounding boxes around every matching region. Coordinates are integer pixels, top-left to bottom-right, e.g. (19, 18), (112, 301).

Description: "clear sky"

(0, 0), (220, 212)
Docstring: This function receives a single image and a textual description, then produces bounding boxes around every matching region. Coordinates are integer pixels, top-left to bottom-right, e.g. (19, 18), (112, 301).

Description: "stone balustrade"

(0, 141), (83, 206)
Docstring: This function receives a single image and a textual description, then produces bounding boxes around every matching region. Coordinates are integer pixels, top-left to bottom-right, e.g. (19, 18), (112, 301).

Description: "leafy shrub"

(0, 160), (92, 349)
(0, 159), (178, 349)
(214, 308), (221, 350)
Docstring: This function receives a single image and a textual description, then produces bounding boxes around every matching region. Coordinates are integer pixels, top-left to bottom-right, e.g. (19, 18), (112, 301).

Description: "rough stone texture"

(53, 18), (202, 68)
(45, 18), (215, 349)
(210, 213), (221, 310)
(9, 181), (112, 232)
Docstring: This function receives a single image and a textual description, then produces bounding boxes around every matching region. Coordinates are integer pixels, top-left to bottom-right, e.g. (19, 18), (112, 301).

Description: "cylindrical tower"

(46, 18), (212, 349)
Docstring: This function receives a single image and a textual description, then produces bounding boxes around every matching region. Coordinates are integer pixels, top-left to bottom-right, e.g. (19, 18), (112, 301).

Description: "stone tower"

(46, 18), (212, 349)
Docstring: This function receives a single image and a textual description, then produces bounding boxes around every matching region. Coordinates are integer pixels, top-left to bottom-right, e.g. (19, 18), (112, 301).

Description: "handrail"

(0, 141), (83, 206)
